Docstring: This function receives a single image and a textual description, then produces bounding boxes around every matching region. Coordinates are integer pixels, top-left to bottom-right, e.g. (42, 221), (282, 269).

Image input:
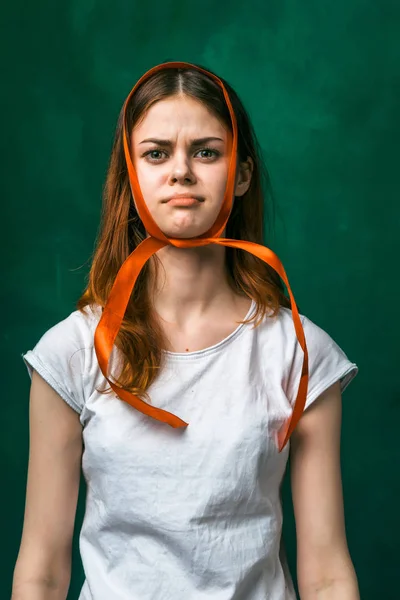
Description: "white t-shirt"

(22, 299), (358, 600)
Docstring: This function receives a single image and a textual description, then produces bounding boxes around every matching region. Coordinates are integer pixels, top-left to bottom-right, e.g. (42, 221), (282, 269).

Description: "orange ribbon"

(94, 62), (309, 451)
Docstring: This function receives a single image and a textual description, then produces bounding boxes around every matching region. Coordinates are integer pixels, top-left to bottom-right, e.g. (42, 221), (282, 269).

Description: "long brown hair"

(77, 63), (291, 400)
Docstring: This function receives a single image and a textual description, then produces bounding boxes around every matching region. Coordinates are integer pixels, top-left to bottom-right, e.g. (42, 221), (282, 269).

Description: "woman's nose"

(168, 154), (196, 185)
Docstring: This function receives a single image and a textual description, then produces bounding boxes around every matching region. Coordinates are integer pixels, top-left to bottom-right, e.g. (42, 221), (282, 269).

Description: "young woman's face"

(130, 94), (243, 239)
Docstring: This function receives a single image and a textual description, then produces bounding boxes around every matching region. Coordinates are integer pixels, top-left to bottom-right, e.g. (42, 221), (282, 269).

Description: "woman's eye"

(196, 148), (220, 159)
(144, 150), (166, 161)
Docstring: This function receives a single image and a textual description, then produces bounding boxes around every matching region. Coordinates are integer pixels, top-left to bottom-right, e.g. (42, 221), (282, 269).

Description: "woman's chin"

(158, 221), (214, 240)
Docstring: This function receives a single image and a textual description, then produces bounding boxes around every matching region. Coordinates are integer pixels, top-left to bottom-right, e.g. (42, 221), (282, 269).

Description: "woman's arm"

(290, 381), (360, 600)
(12, 370), (83, 600)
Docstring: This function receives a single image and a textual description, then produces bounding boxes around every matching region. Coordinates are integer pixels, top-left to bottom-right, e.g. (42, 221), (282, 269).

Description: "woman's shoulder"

(273, 305), (342, 348)
(37, 304), (102, 348)
(22, 304), (103, 414)
(22, 304), (103, 380)
(265, 304), (324, 336)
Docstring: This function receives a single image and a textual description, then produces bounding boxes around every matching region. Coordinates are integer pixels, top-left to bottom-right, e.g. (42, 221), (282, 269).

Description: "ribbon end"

(275, 418), (290, 453)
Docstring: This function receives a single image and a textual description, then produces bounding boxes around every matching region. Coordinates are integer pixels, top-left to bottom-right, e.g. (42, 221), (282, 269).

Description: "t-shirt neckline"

(162, 298), (257, 360)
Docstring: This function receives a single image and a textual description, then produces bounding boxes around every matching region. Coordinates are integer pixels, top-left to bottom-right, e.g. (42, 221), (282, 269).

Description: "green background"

(2, 1), (399, 598)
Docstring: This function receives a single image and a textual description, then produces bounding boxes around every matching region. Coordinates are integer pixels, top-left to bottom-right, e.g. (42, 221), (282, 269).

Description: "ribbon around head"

(93, 61), (309, 452)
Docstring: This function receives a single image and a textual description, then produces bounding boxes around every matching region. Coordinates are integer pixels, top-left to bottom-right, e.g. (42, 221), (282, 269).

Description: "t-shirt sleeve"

(22, 312), (90, 414)
(286, 314), (359, 412)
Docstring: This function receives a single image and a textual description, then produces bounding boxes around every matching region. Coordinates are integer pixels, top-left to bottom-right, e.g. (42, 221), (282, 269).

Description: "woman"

(12, 62), (360, 599)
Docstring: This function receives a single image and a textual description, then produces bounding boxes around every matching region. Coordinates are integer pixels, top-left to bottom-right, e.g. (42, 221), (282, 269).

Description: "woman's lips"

(167, 197), (202, 206)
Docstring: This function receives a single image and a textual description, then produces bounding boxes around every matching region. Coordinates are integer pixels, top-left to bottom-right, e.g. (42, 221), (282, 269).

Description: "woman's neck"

(147, 243), (238, 326)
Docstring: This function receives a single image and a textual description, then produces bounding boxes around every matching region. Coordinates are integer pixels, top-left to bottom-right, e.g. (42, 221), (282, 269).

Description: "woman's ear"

(234, 156), (254, 197)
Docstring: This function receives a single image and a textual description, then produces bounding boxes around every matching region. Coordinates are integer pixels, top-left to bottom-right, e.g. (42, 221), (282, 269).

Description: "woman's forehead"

(132, 96), (228, 141)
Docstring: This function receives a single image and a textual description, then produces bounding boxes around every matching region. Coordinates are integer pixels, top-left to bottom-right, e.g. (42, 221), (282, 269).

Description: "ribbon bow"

(94, 61), (309, 452)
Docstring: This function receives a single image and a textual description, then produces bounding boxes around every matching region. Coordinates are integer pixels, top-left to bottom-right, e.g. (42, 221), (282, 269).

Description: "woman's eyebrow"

(139, 137), (224, 146)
